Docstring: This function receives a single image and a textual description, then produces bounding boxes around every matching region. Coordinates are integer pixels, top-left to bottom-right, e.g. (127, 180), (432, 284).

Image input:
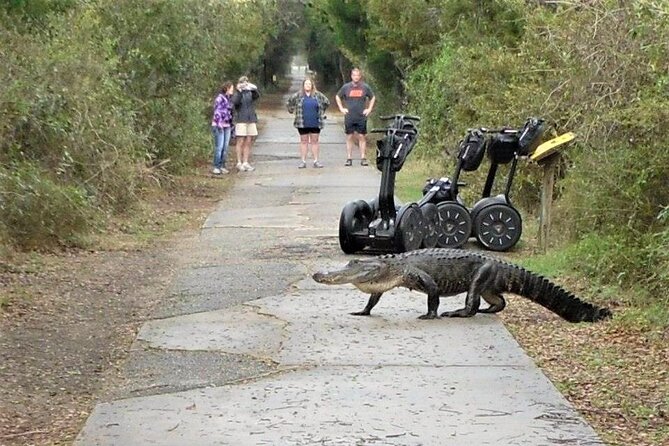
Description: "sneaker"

(361, 158), (369, 166)
(242, 162), (255, 171)
(344, 159), (352, 166)
(313, 161), (324, 168)
(220, 167), (229, 174)
(212, 168), (222, 175)
(236, 162), (244, 171)
(298, 160), (307, 169)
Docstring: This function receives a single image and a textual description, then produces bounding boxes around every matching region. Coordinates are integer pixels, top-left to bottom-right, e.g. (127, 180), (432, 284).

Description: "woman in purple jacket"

(211, 81), (234, 174)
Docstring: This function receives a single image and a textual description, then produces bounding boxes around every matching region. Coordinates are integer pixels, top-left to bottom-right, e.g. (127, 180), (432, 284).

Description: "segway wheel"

(473, 204), (522, 252)
(436, 202), (472, 249)
(419, 203), (439, 249)
(395, 204), (424, 252)
(339, 201), (373, 254)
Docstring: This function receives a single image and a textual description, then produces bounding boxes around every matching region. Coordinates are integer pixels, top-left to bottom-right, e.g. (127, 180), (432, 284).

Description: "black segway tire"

(395, 204), (425, 253)
(338, 201), (373, 254)
(436, 202), (472, 249)
(419, 203), (439, 249)
(355, 199), (373, 218)
(473, 204), (522, 251)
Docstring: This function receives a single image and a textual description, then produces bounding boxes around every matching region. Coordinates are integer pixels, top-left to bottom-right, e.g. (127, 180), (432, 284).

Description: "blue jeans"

(212, 126), (232, 169)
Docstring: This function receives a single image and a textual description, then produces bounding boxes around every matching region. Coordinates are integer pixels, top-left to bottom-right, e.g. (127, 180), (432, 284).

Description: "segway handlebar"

(370, 128), (417, 135)
(380, 114), (421, 122)
(476, 127), (520, 135)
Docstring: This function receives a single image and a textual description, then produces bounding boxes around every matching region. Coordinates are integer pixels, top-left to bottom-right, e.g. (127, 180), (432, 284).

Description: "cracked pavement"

(74, 70), (605, 446)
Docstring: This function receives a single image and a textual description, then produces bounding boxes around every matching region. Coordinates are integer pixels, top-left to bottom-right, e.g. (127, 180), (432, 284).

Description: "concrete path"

(74, 73), (605, 445)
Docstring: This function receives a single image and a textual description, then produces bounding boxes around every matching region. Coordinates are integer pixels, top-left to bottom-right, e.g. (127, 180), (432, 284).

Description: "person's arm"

(212, 95), (222, 117)
(320, 92), (330, 109)
(363, 95), (375, 117)
(231, 91), (241, 106)
(335, 94), (347, 114)
(286, 93), (297, 114)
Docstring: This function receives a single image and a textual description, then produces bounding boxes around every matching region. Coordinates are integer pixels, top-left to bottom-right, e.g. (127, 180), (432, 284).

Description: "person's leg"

(299, 133), (309, 162)
(235, 124), (245, 170)
(311, 133), (322, 166)
(220, 127), (232, 172)
(241, 136), (249, 163)
(242, 123), (258, 170)
(358, 132), (368, 163)
(212, 127), (224, 170)
(235, 137), (245, 170)
(357, 120), (369, 165)
(344, 118), (354, 165)
(242, 136), (255, 171)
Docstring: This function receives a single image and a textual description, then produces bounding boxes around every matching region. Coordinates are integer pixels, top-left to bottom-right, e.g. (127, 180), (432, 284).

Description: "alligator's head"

(312, 258), (402, 294)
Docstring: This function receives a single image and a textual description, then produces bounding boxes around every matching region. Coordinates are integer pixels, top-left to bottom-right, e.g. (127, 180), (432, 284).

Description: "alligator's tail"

(504, 264), (612, 323)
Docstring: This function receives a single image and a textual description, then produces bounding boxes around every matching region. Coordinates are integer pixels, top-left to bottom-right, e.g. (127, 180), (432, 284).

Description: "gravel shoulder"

(0, 175), (227, 446)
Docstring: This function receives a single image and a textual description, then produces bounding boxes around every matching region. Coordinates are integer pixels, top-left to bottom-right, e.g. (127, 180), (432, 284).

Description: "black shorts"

(297, 127), (321, 135)
(344, 119), (367, 135)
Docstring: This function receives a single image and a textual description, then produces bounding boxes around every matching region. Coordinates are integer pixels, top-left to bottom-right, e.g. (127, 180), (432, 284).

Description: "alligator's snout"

(313, 259), (389, 286)
(312, 270), (346, 284)
(312, 271), (327, 283)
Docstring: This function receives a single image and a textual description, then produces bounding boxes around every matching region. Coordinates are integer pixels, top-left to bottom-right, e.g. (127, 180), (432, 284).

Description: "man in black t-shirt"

(335, 68), (376, 166)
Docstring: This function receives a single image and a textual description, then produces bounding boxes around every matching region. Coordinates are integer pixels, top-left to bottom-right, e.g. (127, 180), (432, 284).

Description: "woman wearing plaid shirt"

(286, 78), (330, 168)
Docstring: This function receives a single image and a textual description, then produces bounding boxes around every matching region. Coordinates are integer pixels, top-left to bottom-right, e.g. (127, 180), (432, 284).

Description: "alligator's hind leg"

(351, 293), (382, 316)
(479, 292), (506, 313)
(441, 261), (496, 318)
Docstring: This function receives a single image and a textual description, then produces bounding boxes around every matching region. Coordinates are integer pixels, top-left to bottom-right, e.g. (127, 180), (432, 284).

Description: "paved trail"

(75, 72), (604, 445)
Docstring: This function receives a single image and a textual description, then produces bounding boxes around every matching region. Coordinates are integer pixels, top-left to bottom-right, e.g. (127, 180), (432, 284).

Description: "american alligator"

(312, 248), (612, 322)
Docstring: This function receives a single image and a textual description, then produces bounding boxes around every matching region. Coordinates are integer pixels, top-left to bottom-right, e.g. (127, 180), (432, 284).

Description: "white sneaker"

(212, 168), (221, 175)
(220, 167), (229, 174)
(236, 162), (244, 171)
(242, 162), (255, 171)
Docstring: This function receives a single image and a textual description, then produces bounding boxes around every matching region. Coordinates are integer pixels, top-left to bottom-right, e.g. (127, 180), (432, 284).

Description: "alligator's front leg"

(403, 267), (440, 320)
(350, 293), (382, 316)
(418, 291), (441, 320)
(441, 261), (495, 318)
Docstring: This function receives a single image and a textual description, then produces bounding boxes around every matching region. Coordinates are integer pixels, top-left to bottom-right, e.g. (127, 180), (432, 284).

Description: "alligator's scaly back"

(499, 261), (612, 322)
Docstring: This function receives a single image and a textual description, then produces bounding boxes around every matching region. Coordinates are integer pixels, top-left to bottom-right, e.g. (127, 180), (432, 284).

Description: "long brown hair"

(301, 78), (319, 96)
(219, 81), (233, 94)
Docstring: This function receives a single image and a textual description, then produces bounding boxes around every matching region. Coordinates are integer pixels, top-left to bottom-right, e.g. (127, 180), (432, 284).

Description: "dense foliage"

(1, 0), (280, 249)
(407, 1), (669, 302)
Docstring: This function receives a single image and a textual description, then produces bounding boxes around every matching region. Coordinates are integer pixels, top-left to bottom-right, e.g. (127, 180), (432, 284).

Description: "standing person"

(286, 78), (330, 168)
(231, 76), (260, 172)
(211, 81), (234, 175)
(335, 68), (376, 166)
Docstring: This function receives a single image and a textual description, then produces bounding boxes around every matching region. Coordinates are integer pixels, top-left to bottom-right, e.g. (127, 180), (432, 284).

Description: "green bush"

(395, 1), (669, 309)
(97, 0), (274, 174)
(1, 0), (283, 249)
(0, 163), (95, 250)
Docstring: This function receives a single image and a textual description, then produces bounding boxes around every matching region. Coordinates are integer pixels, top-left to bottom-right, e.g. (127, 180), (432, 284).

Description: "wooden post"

(538, 153), (560, 252)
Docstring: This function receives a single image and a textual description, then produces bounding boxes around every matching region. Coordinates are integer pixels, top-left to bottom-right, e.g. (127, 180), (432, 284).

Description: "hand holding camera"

(237, 81), (257, 91)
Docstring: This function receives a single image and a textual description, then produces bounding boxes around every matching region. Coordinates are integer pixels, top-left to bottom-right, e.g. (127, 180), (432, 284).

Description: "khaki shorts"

(235, 122), (258, 137)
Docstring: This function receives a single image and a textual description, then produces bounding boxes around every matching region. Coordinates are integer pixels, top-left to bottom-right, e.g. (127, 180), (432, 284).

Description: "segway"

(422, 117), (547, 251)
(418, 127), (487, 248)
(339, 114), (430, 254)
